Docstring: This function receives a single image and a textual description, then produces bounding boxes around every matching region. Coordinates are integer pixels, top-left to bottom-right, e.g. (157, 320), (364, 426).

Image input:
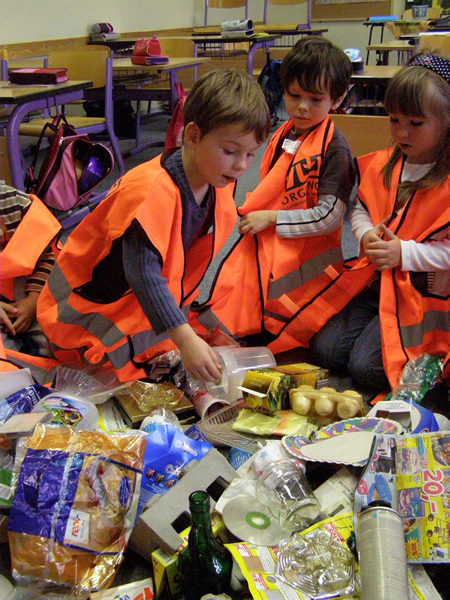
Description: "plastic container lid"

(205, 346), (276, 401)
(0, 368), (34, 401)
(32, 392), (99, 430)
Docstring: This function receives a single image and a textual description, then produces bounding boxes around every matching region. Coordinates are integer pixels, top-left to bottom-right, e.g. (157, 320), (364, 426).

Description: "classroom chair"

(330, 113), (392, 157)
(204, 0), (249, 26)
(262, 0), (312, 30)
(18, 46), (125, 178)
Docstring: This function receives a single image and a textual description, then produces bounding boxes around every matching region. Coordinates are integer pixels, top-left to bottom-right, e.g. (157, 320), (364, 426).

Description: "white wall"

(1, 0), (404, 62)
(0, 0), (196, 44)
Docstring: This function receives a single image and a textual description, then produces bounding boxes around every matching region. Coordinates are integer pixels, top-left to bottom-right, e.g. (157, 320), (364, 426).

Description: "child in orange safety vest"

(309, 53), (450, 391)
(37, 69), (271, 383)
(0, 184), (60, 358)
(195, 37), (357, 354)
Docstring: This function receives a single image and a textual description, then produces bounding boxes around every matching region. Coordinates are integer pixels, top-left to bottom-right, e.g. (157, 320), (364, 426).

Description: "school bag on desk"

(25, 113), (114, 213)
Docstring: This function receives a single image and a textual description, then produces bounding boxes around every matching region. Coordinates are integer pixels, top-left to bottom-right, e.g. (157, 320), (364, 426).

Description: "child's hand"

(0, 301), (18, 336)
(365, 225), (401, 270)
(11, 292), (39, 334)
(239, 210), (277, 235)
(170, 323), (222, 382)
(361, 217), (390, 255)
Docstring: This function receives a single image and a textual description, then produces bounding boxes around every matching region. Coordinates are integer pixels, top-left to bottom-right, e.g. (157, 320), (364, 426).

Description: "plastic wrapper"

(385, 353), (444, 406)
(7, 424), (146, 595)
(232, 407), (320, 438)
(139, 406), (182, 434)
(290, 385), (365, 423)
(276, 529), (355, 599)
(0, 384), (52, 427)
(116, 380), (186, 413)
(53, 366), (128, 405)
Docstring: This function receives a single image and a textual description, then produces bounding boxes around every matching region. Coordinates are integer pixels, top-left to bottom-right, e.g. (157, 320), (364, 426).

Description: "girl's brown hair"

(183, 68), (271, 144)
(383, 63), (450, 196)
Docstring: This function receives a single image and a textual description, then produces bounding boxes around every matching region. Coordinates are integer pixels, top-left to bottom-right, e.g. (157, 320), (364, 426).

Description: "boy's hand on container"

(170, 323), (222, 382)
(365, 225), (401, 270)
(239, 210), (277, 235)
(0, 301), (17, 336)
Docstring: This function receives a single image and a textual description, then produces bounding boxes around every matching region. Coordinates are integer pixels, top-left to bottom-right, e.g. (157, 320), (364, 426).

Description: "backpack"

(25, 113), (114, 212)
(257, 59), (283, 124)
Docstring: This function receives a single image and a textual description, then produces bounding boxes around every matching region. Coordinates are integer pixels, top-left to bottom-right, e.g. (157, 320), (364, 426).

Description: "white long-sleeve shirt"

(350, 161), (450, 296)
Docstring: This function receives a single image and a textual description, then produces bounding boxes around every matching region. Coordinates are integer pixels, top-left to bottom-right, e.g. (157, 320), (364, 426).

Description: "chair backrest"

(204, 0), (249, 26)
(47, 46), (110, 88)
(263, 0), (311, 28)
(330, 114), (392, 157)
(419, 33), (450, 58)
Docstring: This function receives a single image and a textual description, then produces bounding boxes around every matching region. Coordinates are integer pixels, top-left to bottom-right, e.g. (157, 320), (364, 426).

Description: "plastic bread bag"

(7, 424), (147, 596)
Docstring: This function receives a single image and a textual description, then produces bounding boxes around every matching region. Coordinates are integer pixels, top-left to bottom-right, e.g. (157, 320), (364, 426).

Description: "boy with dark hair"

(200, 37), (356, 353)
(37, 68), (271, 383)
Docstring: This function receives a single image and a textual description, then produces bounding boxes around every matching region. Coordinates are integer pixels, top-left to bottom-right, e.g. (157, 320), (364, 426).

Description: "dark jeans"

(309, 281), (390, 391)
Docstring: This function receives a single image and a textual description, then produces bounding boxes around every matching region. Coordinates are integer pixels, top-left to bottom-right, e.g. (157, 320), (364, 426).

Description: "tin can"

(358, 504), (409, 600)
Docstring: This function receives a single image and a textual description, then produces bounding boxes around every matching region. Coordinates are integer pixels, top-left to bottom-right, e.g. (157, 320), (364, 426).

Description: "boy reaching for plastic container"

(0, 184), (60, 357)
(37, 69), (271, 383)
(197, 37), (356, 353)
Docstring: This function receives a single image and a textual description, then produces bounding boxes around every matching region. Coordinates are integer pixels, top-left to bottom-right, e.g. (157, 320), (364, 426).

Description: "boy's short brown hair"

(281, 36), (352, 102)
(183, 68), (271, 144)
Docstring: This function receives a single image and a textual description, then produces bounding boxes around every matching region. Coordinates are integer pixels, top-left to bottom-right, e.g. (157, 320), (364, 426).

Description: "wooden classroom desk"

(351, 64), (401, 83)
(112, 56), (211, 155)
(112, 56), (211, 110)
(190, 33), (281, 76)
(0, 79), (93, 190)
(366, 39), (415, 65)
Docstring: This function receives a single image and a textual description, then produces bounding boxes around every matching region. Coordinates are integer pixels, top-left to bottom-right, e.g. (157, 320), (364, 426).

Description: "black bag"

(257, 59), (283, 124)
(83, 99), (136, 139)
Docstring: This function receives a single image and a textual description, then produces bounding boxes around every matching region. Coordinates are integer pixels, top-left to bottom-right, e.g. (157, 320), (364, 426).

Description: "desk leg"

(247, 39), (276, 77)
(6, 101), (39, 190)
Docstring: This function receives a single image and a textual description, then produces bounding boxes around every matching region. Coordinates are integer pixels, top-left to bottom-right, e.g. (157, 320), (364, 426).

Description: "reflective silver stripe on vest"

(267, 246), (343, 300)
(105, 305), (191, 370)
(50, 265), (191, 370)
(4, 352), (54, 385)
(400, 309), (450, 348)
(49, 264), (130, 348)
(192, 306), (234, 336)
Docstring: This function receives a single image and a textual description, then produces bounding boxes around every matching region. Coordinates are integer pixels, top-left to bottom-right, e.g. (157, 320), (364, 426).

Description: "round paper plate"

(282, 417), (404, 467)
(312, 416), (404, 440)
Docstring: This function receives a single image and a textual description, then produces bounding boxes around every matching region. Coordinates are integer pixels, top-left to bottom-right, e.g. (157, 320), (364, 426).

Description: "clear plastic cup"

(256, 459), (321, 532)
(205, 346), (276, 401)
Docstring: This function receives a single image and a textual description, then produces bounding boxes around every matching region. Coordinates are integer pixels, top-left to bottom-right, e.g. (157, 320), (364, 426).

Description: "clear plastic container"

(206, 346), (276, 401)
(32, 392), (99, 430)
(256, 459), (321, 532)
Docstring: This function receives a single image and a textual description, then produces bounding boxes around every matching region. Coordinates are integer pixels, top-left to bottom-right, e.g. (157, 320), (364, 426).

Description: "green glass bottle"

(178, 490), (233, 600)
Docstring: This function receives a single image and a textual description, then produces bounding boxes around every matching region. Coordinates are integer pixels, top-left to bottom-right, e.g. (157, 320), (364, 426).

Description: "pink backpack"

(26, 113), (114, 212)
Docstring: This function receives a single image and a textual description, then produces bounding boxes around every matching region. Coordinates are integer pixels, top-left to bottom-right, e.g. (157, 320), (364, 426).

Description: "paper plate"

(312, 416), (404, 440)
(283, 417), (403, 466)
(283, 431), (376, 466)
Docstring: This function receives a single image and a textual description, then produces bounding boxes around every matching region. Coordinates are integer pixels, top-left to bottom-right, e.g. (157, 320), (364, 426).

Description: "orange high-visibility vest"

(37, 156), (237, 382)
(297, 149), (450, 386)
(199, 117), (342, 353)
(0, 195), (60, 300)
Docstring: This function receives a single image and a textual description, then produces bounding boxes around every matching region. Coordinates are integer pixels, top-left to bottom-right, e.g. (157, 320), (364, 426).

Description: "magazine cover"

(354, 432), (450, 562)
